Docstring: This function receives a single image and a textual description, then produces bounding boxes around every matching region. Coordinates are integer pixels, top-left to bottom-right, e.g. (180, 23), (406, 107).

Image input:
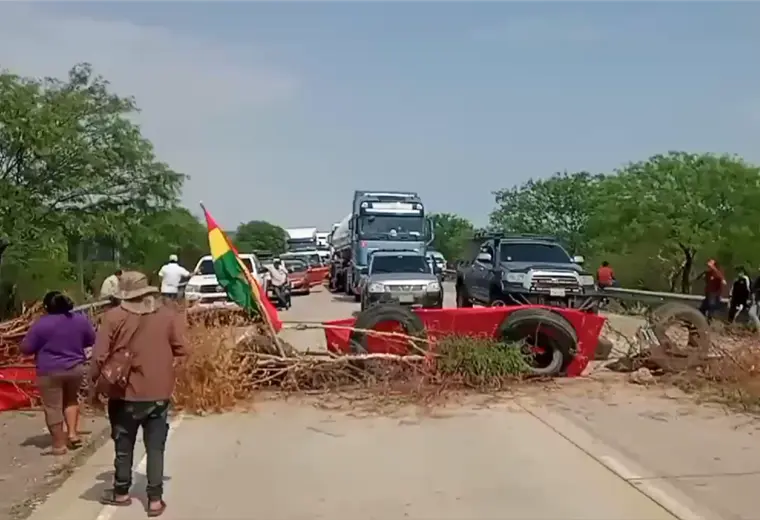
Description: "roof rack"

(473, 231), (558, 242)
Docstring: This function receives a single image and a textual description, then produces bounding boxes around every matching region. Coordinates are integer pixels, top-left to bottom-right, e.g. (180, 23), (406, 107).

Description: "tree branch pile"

(172, 317), (531, 415)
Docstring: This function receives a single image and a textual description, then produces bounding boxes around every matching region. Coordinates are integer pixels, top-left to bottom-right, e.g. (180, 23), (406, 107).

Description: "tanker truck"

(329, 191), (433, 301)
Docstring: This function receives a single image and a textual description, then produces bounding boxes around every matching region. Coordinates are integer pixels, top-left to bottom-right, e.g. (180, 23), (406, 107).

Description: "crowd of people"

(596, 258), (760, 333)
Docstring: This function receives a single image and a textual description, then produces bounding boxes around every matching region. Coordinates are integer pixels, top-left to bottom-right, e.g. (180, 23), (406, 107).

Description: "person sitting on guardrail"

(697, 259), (726, 320)
(728, 266), (751, 322)
(100, 269), (123, 301)
(596, 261), (616, 288)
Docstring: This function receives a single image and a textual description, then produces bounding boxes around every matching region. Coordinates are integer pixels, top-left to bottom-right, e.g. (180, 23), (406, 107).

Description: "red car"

(282, 251), (329, 287)
(283, 259), (311, 295)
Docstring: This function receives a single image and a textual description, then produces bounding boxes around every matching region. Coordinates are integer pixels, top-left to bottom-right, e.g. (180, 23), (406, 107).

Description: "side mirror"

(476, 252), (492, 263)
(573, 255), (585, 265)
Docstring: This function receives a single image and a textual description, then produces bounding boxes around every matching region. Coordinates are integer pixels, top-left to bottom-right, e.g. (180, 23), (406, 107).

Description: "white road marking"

(94, 413), (184, 520)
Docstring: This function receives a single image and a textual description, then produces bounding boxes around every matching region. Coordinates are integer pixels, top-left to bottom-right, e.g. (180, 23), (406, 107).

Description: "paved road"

(25, 285), (722, 520)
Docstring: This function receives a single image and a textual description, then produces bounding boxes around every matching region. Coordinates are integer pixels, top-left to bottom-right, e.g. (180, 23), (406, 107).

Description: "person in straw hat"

(89, 271), (187, 517)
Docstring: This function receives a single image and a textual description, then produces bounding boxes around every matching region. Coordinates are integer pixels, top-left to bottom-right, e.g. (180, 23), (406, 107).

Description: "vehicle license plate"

(549, 288), (566, 297)
(399, 294), (414, 303)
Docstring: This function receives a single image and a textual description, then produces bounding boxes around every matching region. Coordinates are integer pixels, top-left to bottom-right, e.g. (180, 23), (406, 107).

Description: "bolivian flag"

(202, 205), (282, 332)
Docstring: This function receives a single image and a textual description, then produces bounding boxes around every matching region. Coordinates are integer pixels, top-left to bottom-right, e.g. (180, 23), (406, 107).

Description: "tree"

(234, 220), (287, 254)
(122, 208), (207, 273)
(0, 63), (185, 305)
(490, 171), (601, 255)
(429, 213), (475, 261)
(589, 152), (760, 293)
(0, 63), (185, 266)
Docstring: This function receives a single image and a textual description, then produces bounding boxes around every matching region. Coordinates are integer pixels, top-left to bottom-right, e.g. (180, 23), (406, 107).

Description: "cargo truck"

(329, 191), (433, 301)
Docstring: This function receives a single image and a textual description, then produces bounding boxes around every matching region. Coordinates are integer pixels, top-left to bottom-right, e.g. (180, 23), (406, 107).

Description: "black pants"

(108, 399), (170, 501)
(699, 293), (721, 320)
(728, 297), (748, 322)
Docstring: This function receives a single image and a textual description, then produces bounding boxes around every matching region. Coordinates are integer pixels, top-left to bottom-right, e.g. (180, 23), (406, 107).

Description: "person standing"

(267, 258), (290, 309)
(596, 261), (616, 288)
(100, 269), (123, 300)
(748, 269), (760, 334)
(21, 291), (95, 455)
(158, 254), (190, 300)
(698, 259), (726, 320)
(728, 266), (751, 322)
(90, 271), (187, 516)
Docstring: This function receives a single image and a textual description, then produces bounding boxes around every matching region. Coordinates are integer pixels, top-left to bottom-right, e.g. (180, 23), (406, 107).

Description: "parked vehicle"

(455, 233), (598, 312)
(185, 253), (268, 308)
(280, 250), (329, 286)
(360, 250), (443, 311)
(329, 190), (434, 301)
(282, 258), (311, 295)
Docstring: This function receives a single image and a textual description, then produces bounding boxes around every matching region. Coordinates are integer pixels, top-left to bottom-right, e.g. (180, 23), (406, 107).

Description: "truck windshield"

(499, 243), (571, 264)
(359, 215), (424, 239)
(198, 257), (255, 275)
(370, 255), (430, 274)
(287, 239), (316, 251)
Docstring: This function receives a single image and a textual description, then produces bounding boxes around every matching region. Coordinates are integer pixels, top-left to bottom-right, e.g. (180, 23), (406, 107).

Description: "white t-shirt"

(100, 274), (120, 298)
(158, 262), (190, 294)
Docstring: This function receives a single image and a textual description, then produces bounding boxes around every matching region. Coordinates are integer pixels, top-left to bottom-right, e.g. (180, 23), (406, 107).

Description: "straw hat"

(115, 271), (160, 314)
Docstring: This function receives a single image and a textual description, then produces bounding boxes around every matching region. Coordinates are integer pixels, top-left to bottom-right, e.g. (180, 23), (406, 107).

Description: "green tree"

(122, 208), (207, 274)
(429, 213), (475, 261)
(589, 152), (760, 293)
(0, 63), (185, 304)
(234, 220), (287, 254)
(490, 171), (601, 255)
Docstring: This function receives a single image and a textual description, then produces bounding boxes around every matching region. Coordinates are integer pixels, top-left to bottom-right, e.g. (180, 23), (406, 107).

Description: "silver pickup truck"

(360, 250), (443, 311)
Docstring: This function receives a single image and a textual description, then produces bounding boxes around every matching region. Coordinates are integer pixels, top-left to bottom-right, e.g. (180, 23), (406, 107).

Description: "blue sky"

(1, 2), (759, 230)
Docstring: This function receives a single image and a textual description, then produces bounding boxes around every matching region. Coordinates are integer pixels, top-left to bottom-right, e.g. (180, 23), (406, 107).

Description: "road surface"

(24, 285), (749, 520)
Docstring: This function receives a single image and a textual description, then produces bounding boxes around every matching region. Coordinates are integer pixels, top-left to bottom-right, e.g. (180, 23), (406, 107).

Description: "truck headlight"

(368, 282), (387, 293)
(505, 273), (525, 283)
(580, 275), (595, 286)
(426, 281), (441, 292)
(185, 284), (200, 293)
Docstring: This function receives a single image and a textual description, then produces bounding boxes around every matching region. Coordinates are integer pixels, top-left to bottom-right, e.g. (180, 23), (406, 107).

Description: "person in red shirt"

(596, 261), (615, 288)
(698, 259), (726, 320)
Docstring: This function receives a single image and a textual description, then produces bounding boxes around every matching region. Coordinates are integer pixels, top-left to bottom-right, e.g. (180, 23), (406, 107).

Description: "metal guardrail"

(441, 269), (723, 306)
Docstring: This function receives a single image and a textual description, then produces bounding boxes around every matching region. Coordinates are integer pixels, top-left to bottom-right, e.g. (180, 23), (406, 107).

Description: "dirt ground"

(0, 410), (110, 519)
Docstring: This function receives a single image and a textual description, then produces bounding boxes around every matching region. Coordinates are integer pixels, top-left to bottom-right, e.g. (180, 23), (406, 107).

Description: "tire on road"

(650, 302), (710, 358)
(497, 308), (578, 376)
(349, 304), (427, 354)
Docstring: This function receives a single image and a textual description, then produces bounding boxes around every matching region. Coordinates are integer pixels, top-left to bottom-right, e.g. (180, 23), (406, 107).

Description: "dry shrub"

(172, 310), (265, 414)
(673, 328), (760, 412)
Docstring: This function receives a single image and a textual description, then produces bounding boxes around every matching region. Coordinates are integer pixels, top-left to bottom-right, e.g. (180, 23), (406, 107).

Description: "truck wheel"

(349, 304), (427, 354)
(650, 302), (710, 359)
(497, 308), (578, 376)
(455, 282), (473, 308)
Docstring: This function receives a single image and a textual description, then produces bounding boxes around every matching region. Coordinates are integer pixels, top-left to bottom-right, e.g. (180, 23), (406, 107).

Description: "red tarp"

(0, 365), (39, 412)
(323, 306), (606, 377)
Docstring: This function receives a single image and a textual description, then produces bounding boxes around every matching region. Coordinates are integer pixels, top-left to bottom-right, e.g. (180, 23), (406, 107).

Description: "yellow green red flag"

(202, 205), (282, 332)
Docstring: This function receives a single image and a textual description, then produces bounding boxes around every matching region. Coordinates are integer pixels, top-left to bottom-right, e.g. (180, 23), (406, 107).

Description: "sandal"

(147, 500), (167, 517)
(67, 438), (83, 450)
(50, 447), (67, 456)
(99, 490), (132, 507)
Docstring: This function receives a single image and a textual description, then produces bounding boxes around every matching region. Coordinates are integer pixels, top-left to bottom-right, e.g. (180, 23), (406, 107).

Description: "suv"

(360, 250), (443, 311)
(185, 253), (268, 308)
(455, 234), (598, 312)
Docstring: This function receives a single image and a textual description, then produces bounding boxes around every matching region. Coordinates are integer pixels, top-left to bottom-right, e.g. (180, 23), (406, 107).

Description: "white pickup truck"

(184, 253), (269, 308)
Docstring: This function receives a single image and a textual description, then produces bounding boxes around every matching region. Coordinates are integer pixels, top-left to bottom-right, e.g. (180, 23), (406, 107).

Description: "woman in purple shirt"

(21, 292), (96, 455)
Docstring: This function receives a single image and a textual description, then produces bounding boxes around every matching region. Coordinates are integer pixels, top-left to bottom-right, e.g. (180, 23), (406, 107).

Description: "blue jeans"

(699, 293), (721, 319)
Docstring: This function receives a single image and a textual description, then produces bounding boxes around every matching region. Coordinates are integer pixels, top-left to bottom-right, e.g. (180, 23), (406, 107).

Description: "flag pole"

(199, 203), (286, 357)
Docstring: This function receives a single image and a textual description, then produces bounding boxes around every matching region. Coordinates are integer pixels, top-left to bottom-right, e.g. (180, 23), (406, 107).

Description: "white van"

(185, 253), (269, 308)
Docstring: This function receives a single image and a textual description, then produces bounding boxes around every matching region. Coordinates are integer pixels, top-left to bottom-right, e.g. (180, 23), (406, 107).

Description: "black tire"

(349, 304), (427, 354)
(456, 282), (473, 308)
(497, 308), (578, 376)
(650, 302), (710, 357)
